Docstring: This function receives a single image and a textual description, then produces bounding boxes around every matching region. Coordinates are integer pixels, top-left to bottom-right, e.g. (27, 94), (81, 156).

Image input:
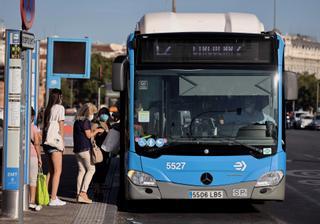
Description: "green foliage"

(61, 53), (113, 107)
(296, 72), (319, 111)
(91, 53), (113, 82)
(61, 79), (72, 107)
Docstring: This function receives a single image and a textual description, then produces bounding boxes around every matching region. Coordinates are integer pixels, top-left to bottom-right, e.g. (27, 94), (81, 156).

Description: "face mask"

(100, 114), (109, 122)
(88, 115), (94, 121)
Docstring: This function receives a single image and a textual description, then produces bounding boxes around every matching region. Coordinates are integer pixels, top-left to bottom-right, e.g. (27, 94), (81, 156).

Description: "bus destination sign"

(137, 35), (275, 65)
(191, 43), (244, 57)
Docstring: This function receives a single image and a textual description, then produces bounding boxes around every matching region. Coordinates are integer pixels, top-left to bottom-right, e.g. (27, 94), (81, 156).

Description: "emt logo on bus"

(233, 161), (247, 171)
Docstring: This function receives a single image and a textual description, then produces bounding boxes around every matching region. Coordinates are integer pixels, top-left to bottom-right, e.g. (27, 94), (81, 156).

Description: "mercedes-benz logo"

(200, 172), (213, 185)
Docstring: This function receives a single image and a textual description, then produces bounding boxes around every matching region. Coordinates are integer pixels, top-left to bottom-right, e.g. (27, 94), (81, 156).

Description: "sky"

(1, 0), (320, 44)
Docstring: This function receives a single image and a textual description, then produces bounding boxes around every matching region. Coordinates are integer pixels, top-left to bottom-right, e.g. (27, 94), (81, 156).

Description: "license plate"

(190, 190), (224, 199)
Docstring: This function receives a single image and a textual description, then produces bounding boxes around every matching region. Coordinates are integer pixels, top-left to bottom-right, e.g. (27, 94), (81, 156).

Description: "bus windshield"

(134, 69), (278, 147)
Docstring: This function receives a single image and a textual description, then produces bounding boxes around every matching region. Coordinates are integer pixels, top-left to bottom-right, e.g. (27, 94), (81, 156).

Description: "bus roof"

(137, 12), (265, 34)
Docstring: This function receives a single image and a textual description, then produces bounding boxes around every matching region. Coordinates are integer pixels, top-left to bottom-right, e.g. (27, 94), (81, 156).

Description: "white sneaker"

(49, 197), (66, 206)
(29, 203), (36, 210)
(29, 204), (42, 211)
(35, 205), (42, 211)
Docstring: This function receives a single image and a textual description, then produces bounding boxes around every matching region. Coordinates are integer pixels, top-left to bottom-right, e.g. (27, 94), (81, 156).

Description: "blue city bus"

(112, 13), (296, 206)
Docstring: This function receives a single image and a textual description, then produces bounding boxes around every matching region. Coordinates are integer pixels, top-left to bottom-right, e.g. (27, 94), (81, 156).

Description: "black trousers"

(92, 150), (110, 184)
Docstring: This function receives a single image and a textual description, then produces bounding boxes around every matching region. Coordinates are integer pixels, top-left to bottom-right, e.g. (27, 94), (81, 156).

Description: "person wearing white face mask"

(73, 103), (104, 203)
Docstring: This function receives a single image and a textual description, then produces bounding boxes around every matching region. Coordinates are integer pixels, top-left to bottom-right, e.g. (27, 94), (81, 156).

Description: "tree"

(61, 78), (72, 108)
(61, 53), (113, 107)
(296, 72), (319, 112)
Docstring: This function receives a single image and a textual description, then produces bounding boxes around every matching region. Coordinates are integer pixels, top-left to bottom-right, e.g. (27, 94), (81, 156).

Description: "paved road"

(117, 130), (320, 224)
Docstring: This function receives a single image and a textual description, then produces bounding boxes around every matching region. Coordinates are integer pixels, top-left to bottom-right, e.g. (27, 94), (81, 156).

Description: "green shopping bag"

(36, 168), (50, 206)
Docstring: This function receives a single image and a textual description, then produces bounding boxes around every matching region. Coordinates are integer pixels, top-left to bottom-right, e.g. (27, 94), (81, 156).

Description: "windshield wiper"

(223, 138), (263, 154)
(214, 133), (263, 154)
(177, 135), (263, 154)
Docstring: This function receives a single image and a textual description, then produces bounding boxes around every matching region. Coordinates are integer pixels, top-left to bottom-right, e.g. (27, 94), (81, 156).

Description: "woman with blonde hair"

(73, 103), (104, 203)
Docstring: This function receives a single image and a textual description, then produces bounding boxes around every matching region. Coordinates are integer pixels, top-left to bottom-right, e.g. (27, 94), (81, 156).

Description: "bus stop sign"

(20, 0), (35, 30)
(21, 31), (35, 49)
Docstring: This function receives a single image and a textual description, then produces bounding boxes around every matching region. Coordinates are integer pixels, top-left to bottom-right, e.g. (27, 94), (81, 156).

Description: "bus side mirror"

(112, 55), (128, 91)
(283, 71), (298, 101)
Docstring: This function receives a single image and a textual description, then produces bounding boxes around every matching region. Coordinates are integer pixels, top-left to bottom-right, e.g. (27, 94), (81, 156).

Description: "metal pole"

(18, 46), (27, 224)
(317, 81), (319, 114)
(2, 29), (21, 219)
(98, 86), (101, 109)
(24, 49), (32, 212)
(292, 101), (295, 112)
(70, 79), (73, 107)
(172, 0), (176, 13)
(273, 0), (276, 29)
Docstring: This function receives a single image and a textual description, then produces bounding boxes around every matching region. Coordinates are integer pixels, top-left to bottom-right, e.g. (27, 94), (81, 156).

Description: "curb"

(103, 157), (119, 224)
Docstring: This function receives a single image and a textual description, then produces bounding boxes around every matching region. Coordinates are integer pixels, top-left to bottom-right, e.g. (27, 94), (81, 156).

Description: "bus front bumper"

(127, 177), (285, 200)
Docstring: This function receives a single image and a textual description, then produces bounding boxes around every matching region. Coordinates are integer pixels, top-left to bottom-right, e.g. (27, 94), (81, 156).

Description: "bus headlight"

(127, 170), (157, 187)
(255, 171), (284, 187)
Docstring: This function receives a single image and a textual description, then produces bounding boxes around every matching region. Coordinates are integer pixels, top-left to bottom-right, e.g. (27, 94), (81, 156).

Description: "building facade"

(284, 34), (320, 79)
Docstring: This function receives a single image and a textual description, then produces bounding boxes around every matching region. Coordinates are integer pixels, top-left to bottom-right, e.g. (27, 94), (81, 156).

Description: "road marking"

(286, 183), (320, 207)
(126, 218), (143, 224)
(286, 170), (320, 179)
(303, 154), (320, 161)
(303, 154), (320, 160)
(298, 179), (320, 186)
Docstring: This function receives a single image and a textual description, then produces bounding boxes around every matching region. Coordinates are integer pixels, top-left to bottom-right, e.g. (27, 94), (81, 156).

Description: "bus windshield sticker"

(138, 80), (148, 90)
(263, 148), (272, 155)
(137, 138), (147, 147)
(147, 138), (156, 147)
(138, 110), (150, 123)
(156, 138), (165, 147)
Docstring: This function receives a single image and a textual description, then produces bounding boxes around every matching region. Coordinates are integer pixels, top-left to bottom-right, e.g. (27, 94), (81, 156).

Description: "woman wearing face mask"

(73, 103), (104, 203)
(91, 107), (111, 200)
(92, 107), (110, 146)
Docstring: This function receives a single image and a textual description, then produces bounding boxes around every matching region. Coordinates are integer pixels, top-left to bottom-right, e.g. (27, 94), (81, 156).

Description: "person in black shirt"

(91, 107), (111, 200)
(73, 103), (104, 204)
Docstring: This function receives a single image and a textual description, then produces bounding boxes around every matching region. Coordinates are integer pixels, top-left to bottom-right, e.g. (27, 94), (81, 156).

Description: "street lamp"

(317, 80), (319, 114)
(98, 84), (105, 109)
(172, 0), (176, 13)
(273, 0), (276, 30)
(70, 79), (73, 108)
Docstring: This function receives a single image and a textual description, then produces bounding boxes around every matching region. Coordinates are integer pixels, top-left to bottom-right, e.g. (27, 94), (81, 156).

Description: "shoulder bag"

(91, 138), (103, 164)
(44, 107), (64, 151)
(44, 120), (64, 151)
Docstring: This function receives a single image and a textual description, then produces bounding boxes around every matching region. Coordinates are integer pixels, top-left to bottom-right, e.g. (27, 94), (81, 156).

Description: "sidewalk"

(0, 147), (119, 224)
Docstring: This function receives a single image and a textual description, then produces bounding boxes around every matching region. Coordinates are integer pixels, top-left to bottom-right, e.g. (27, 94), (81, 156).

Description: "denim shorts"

(43, 144), (60, 154)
